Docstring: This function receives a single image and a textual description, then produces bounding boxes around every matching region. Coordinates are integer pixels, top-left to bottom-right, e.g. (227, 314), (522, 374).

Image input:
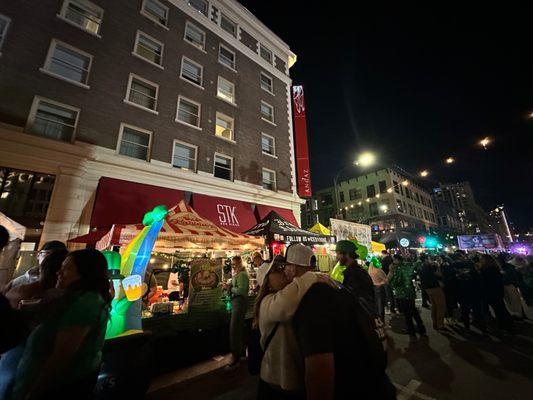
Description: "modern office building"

(0, 0), (302, 247)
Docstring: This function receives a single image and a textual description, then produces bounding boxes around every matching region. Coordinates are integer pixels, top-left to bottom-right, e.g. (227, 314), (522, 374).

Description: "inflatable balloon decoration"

(105, 205), (168, 339)
(330, 262), (346, 283)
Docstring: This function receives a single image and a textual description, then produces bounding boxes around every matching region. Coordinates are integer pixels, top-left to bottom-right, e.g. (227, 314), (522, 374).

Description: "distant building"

(489, 206), (514, 243)
(432, 197), (465, 234)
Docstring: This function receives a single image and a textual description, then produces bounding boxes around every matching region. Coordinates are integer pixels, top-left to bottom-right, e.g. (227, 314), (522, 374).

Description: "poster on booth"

(457, 234), (504, 251)
(188, 258), (223, 312)
(330, 219), (372, 250)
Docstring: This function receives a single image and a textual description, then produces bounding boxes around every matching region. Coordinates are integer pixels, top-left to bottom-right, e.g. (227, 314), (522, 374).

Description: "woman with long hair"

(9, 249), (111, 400)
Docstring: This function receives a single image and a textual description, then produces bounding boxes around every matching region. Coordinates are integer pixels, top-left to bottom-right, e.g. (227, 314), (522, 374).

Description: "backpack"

(247, 322), (280, 376)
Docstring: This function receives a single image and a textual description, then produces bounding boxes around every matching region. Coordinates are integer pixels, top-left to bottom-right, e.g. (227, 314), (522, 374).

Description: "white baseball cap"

(256, 261), (271, 287)
(285, 244), (316, 268)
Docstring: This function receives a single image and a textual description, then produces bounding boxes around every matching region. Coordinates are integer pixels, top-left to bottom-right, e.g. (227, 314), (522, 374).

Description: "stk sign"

(217, 204), (239, 227)
(192, 194), (257, 233)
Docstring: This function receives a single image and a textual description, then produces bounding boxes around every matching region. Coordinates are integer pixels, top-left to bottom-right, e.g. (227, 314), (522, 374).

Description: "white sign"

(216, 204), (239, 227)
(330, 219), (371, 249)
(399, 238), (410, 248)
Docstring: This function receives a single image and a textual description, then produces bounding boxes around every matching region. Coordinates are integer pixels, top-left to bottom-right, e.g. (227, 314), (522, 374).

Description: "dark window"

(349, 188), (361, 200)
(396, 199), (403, 213)
(393, 180), (400, 194)
(366, 184), (376, 198)
(369, 202), (378, 216)
(339, 191), (345, 203)
(379, 180), (387, 193)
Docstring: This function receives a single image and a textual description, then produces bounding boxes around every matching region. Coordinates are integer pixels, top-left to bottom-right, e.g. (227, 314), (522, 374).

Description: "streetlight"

(480, 137), (490, 149)
(420, 170), (429, 177)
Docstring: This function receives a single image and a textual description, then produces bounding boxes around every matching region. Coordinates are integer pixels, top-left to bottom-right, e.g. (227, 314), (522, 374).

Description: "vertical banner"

(188, 258), (223, 312)
(292, 85), (312, 198)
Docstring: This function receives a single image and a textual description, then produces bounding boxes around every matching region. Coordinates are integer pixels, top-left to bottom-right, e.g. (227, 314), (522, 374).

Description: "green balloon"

(331, 262), (347, 283)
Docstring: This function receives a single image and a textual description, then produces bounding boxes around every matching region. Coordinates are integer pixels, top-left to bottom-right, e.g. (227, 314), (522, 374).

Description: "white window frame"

(176, 95), (202, 130)
(261, 133), (276, 157)
(213, 153), (233, 181)
(260, 100), (275, 124)
(259, 43), (273, 65)
(214, 112), (235, 142)
(40, 39), (93, 89)
(218, 44), (236, 71)
(141, 0), (169, 29)
(26, 96), (80, 142)
(183, 21), (206, 52)
(116, 123), (152, 161)
(180, 56), (204, 88)
(132, 30), (164, 69)
(172, 139), (198, 172)
(0, 14), (11, 55)
(260, 72), (274, 95)
(188, 0), (209, 17)
(216, 76), (236, 105)
(262, 168), (277, 191)
(124, 73), (159, 114)
(57, 0), (103, 37)
(220, 13), (237, 38)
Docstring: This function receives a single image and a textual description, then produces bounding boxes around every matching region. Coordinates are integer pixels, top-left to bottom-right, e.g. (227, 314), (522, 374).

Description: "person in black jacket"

(336, 241), (374, 305)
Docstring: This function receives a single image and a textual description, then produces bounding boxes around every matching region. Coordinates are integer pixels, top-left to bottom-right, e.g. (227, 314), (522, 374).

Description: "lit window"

(188, 0), (208, 16)
(214, 154), (233, 181)
(260, 101), (274, 123)
(134, 31), (163, 66)
(58, 0), (103, 36)
(42, 39), (92, 86)
(0, 14), (11, 52)
(180, 57), (203, 86)
(262, 169), (276, 191)
(260, 73), (273, 94)
(125, 74), (158, 111)
(141, 0), (169, 27)
(259, 44), (273, 64)
(27, 97), (79, 142)
(215, 112), (234, 141)
(172, 141), (197, 171)
(219, 45), (235, 70)
(217, 77), (235, 104)
(184, 21), (205, 51)
(220, 14), (237, 37)
(118, 124), (151, 161)
(176, 96), (201, 128)
(261, 133), (275, 156)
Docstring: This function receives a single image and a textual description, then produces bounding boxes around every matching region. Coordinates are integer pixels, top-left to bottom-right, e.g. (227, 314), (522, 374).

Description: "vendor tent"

(0, 211), (26, 240)
(371, 241), (386, 253)
(95, 200), (264, 251)
(244, 211), (332, 245)
(308, 222), (331, 236)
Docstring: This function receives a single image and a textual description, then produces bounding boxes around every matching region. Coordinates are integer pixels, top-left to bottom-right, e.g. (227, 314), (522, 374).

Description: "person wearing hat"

(335, 240), (374, 305)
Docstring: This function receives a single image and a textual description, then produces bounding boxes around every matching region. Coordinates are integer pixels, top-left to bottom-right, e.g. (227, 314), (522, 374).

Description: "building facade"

(0, 0), (302, 246)
(431, 197), (465, 234)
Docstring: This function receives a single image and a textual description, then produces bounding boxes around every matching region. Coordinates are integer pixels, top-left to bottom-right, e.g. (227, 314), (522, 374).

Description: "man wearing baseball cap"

(335, 240), (375, 305)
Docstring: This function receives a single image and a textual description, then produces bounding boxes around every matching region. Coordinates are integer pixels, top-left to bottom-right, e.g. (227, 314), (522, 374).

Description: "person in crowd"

(253, 252), (268, 269)
(414, 254), (430, 309)
(497, 253), (526, 319)
(285, 244), (396, 399)
(509, 255), (533, 306)
(389, 254), (426, 338)
(336, 240), (374, 305)
(225, 255), (250, 370)
(381, 250), (397, 314)
(441, 255), (459, 325)
(419, 256), (447, 331)
(9, 248), (111, 400)
(477, 254), (515, 333)
(453, 253), (485, 332)
(254, 252), (334, 399)
(368, 257), (388, 321)
(3, 240), (67, 293)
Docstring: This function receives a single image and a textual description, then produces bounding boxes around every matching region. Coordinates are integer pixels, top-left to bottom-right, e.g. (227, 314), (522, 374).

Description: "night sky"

(239, 2), (533, 230)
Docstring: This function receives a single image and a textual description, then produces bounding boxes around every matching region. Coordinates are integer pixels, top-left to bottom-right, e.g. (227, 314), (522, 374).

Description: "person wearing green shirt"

(226, 255), (249, 370)
(388, 254), (426, 338)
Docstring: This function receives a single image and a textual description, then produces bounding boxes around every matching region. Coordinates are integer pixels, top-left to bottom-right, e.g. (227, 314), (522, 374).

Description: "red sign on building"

(292, 85), (312, 198)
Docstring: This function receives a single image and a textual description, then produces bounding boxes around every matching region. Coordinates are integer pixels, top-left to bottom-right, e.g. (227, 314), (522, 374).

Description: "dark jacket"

(480, 266), (505, 300)
(419, 262), (440, 290)
(343, 262), (375, 304)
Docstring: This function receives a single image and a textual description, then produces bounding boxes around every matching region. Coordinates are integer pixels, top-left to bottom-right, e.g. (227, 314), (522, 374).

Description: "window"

(141, 0), (168, 26)
(26, 97), (79, 142)
(180, 57), (203, 87)
(176, 96), (201, 128)
(262, 169), (276, 191)
(217, 77), (235, 104)
(125, 74), (158, 112)
(42, 40), (92, 86)
(219, 45), (235, 70)
(261, 133), (275, 156)
(369, 202), (378, 217)
(366, 184), (376, 198)
(415, 193), (420, 203)
(188, 0), (208, 16)
(339, 191), (345, 203)
(260, 73), (274, 94)
(117, 124), (151, 161)
(379, 180), (387, 194)
(349, 188), (362, 200)
(214, 154), (233, 180)
(134, 31), (163, 66)
(393, 180), (400, 194)
(259, 44), (273, 64)
(184, 21), (205, 51)
(172, 141), (197, 171)
(220, 14), (237, 37)
(0, 14), (11, 52)
(58, 0), (103, 36)
(405, 188), (412, 199)
(261, 101), (274, 123)
(215, 112), (234, 141)
(396, 199), (404, 212)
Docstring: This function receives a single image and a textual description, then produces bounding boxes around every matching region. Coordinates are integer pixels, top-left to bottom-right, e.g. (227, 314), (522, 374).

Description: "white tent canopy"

(0, 211), (26, 240)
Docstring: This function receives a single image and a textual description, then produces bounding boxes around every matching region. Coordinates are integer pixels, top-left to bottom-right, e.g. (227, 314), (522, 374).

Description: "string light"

(445, 157), (455, 164)
(420, 170), (429, 177)
(402, 180), (409, 186)
(387, 188), (393, 193)
(480, 137), (490, 149)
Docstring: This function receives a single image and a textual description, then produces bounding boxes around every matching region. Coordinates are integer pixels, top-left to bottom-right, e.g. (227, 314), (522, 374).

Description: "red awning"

(90, 177), (184, 228)
(191, 194), (257, 233)
(68, 229), (108, 244)
(255, 205), (299, 227)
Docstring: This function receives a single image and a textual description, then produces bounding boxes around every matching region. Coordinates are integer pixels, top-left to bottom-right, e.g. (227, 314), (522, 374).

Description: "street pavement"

(147, 303), (533, 400)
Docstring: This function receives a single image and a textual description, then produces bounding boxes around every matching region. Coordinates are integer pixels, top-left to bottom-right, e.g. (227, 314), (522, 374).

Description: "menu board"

(188, 258), (223, 312)
(330, 219), (371, 249)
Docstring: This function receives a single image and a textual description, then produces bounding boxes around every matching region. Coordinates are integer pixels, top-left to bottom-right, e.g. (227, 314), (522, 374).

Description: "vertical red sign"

(292, 85), (312, 198)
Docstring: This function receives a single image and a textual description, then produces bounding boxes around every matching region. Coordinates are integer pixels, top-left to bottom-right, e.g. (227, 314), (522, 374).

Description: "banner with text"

(330, 219), (372, 250)
(292, 85), (312, 198)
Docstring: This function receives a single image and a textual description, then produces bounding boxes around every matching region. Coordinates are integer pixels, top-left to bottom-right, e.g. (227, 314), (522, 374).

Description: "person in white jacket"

(254, 253), (336, 399)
